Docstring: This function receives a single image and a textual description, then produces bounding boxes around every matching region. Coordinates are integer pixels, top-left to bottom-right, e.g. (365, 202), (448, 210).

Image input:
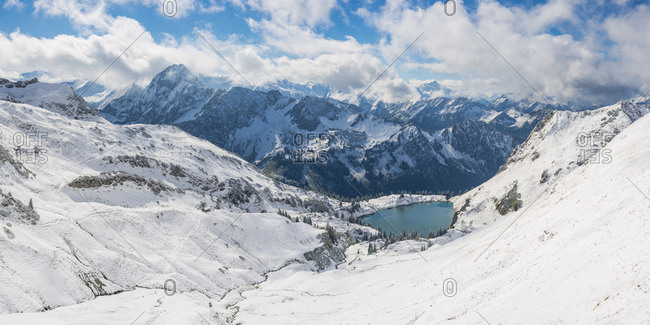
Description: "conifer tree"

(368, 243), (375, 254)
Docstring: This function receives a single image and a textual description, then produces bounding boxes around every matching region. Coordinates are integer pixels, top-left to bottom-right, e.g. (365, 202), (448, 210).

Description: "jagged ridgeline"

(94, 64), (569, 198)
(1, 77), (97, 119)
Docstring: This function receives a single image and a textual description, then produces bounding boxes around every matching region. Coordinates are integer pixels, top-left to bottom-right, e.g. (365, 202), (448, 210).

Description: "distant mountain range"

(84, 64), (579, 198)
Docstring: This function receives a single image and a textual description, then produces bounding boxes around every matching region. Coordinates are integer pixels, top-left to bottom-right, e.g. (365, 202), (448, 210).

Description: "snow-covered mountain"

(210, 98), (650, 324)
(0, 77), (650, 324)
(0, 80), (387, 315)
(371, 95), (566, 137)
(414, 80), (453, 98)
(95, 64), (558, 198)
(1, 76), (649, 323)
(260, 79), (342, 100)
(1, 78), (98, 119)
(97, 64), (215, 125)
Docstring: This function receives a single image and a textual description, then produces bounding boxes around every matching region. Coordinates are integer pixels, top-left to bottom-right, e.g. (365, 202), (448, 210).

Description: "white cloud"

(244, 0), (338, 27)
(358, 0), (646, 104)
(32, 0), (219, 26)
(199, 0), (224, 13)
(1, 0), (649, 105)
(603, 4), (650, 95)
(3, 0), (414, 101)
(33, 0), (114, 32)
(3, 0), (24, 9)
(0, 16), (400, 103)
(247, 19), (368, 57)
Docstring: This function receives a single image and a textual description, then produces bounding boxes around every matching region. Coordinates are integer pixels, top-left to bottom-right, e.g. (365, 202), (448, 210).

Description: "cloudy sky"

(0, 0), (649, 105)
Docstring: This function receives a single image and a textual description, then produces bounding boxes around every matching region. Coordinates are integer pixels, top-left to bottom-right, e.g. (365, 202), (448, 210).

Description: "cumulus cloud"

(1, 0), (411, 102)
(198, 0), (225, 13)
(33, 0), (115, 31)
(247, 19), (368, 57)
(1, 0), (649, 105)
(603, 4), (650, 94)
(244, 0), (338, 27)
(361, 0), (650, 104)
(3, 0), (24, 9)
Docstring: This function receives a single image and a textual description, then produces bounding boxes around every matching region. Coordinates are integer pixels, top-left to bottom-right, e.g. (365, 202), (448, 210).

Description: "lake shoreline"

(348, 193), (452, 219)
(359, 201), (455, 237)
(357, 199), (453, 220)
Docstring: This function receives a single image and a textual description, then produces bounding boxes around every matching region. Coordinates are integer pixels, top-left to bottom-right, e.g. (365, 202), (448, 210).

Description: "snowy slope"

(217, 100), (650, 324)
(3, 78), (649, 323)
(452, 99), (650, 229)
(0, 95), (354, 314)
(6, 98), (647, 324)
(0, 78), (98, 119)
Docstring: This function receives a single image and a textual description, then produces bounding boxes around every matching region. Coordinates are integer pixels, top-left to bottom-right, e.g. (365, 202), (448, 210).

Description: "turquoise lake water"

(362, 201), (454, 237)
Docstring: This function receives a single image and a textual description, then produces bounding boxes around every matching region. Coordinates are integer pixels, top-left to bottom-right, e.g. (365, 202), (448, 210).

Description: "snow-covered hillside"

(212, 99), (650, 324)
(1, 78), (97, 119)
(2, 79), (649, 324)
(0, 83), (370, 315)
(452, 98), (650, 229)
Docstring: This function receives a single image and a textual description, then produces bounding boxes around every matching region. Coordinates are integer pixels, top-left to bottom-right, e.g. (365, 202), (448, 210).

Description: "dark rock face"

(0, 78), (38, 88)
(495, 182), (523, 215)
(0, 144), (34, 178)
(303, 231), (347, 271)
(0, 189), (40, 225)
(68, 171), (179, 195)
(304, 243), (346, 271)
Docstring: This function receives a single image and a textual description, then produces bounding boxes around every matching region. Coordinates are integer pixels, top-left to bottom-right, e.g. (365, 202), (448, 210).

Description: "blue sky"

(1, 0), (649, 105)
